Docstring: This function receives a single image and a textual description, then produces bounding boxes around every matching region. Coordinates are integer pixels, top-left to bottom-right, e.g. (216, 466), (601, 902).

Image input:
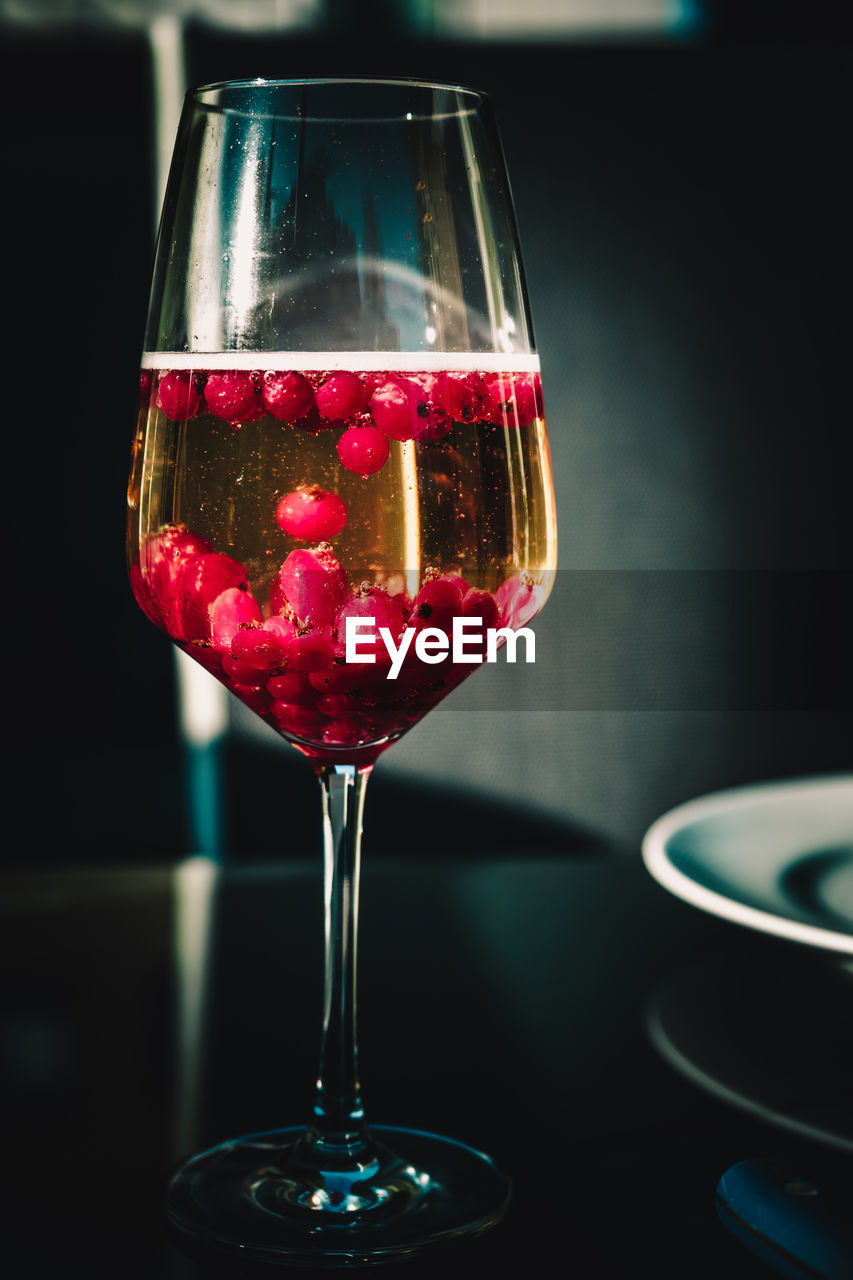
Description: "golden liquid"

(128, 369), (557, 612)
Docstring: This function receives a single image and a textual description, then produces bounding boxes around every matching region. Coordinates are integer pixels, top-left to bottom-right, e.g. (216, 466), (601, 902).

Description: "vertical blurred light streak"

(402, 439), (421, 598)
(457, 102), (505, 355)
(171, 852), (220, 1160)
(148, 12), (224, 1163)
(457, 103), (528, 565)
(149, 12), (186, 213)
(148, 12), (229, 863)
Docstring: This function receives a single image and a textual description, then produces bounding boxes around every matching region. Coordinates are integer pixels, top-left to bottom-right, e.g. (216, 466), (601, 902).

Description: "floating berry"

(315, 371), (367, 421)
(281, 628), (336, 673)
(295, 405), (336, 434)
(532, 372), (545, 418)
(139, 368), (153, 409)
(137, 527), (214, 633)
(222, 654), (267, 688)
(157, 370), (201, 421)
(316, 693), (353, 718)
(369, 378), (424, 442)
(175, 552), (248, 641)
(448, 373), (484, 423)
(412, 402), (451, 444)
(262, 370), (315, 422)
(210, 586), (263, 649)
(279, 545), (348, 627)
(410, 576), (465, 633)
(336, 424), (389, 476)
(412, 375), (453, 442)
(336, 586), (405, 656)
(457, 588), (499, 659)
(262, 614), (298, 643)
(203, 370), (260, 422)
(267, 670), (314, 702)
(358, 653), (440, 706)
(145, 526), (213, 577)
(461, 587), (500, 631)
(275, 486), (348, 540)
(309, 658), (377, 696)
(231, 625), (287, 674)
(494, 574), (544, 628)
(440, 571), (471, 596)
(482, 374), (537, 428)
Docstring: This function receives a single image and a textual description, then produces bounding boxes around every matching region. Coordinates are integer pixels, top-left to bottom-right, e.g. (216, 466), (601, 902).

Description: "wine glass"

(127, 77), (557, 1266)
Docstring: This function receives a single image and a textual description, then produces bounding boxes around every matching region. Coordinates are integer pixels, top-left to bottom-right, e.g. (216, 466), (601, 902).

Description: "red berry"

(144, 526), (213, 580)
(494, 575), (544, 628)
(203, 371), (260, 422)
(262, 614), (298, 643)
(175, 552), (248, 641)
(139, 368), (153, 409)
(316, 693), (353, 718)
(309, 659), (375, 696)
(482, 374), (537, 428)
(231, 625), (287, 673)
(337, 586), (405, 657)
(137, 527), (214, 634)
(447, 373), (484, 423)
(440, 571), (471, 596)
(410, 577), (465, 633)
(412, 375), (452, 442)
(413, 404), (451, 444)
(281, 628), (336, 673)
(315, 371), (367, 421)
(460, 587), (500, 631)
(222, 654), (266, 688)
(457, 588), (499, 658)
(262, 370), (315, 422)
(293, 405), (334, 434)
(369, 378), (423, 442)
(210, 586), (263, 649)
(275, 487), (347, 540)
(532, 372), (545, 419)
(157, 370), (201, 421)
(279, 546), (348, 627)
(336, 424), (389, 476)
(269, 701), (322, 737)
(267, 670), (314, 701)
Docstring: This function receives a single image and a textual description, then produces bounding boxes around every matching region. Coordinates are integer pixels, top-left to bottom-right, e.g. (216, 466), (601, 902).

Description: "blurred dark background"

(4, 0), (850, 868)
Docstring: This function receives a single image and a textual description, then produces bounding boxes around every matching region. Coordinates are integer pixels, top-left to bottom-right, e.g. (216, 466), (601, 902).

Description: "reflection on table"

(1, 850), (851, 1278)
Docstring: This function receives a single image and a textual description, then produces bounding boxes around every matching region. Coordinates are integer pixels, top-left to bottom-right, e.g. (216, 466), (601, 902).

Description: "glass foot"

(166, 1125), (511, 1266)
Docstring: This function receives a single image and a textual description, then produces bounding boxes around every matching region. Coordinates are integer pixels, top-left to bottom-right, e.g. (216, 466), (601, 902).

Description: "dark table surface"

(1, 846), (851, 1279)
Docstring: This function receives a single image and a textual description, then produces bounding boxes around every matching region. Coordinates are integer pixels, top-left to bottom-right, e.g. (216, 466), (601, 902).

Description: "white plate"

(642, 775), (853, 955)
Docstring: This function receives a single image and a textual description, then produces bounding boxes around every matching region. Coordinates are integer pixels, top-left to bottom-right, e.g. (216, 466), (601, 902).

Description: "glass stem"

(311, 762), (372, 1153)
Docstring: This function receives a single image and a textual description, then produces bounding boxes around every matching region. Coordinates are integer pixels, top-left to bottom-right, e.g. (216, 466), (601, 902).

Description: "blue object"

(716, 1159), (853, 1279)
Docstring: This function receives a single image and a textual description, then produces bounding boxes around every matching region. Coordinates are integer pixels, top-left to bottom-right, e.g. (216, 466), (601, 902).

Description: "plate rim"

(641, 773), (853, 955)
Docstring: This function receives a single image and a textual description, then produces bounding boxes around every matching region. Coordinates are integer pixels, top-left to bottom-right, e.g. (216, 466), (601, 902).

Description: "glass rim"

(187, 77), (489, 123)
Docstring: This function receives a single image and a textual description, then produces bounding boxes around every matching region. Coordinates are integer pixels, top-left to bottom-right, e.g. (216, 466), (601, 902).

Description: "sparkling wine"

(127, 353), (557, 761)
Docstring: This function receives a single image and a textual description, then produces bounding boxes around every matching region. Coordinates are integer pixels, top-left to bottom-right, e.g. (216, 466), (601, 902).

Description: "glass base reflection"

(166, 1124), (511, 1267)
